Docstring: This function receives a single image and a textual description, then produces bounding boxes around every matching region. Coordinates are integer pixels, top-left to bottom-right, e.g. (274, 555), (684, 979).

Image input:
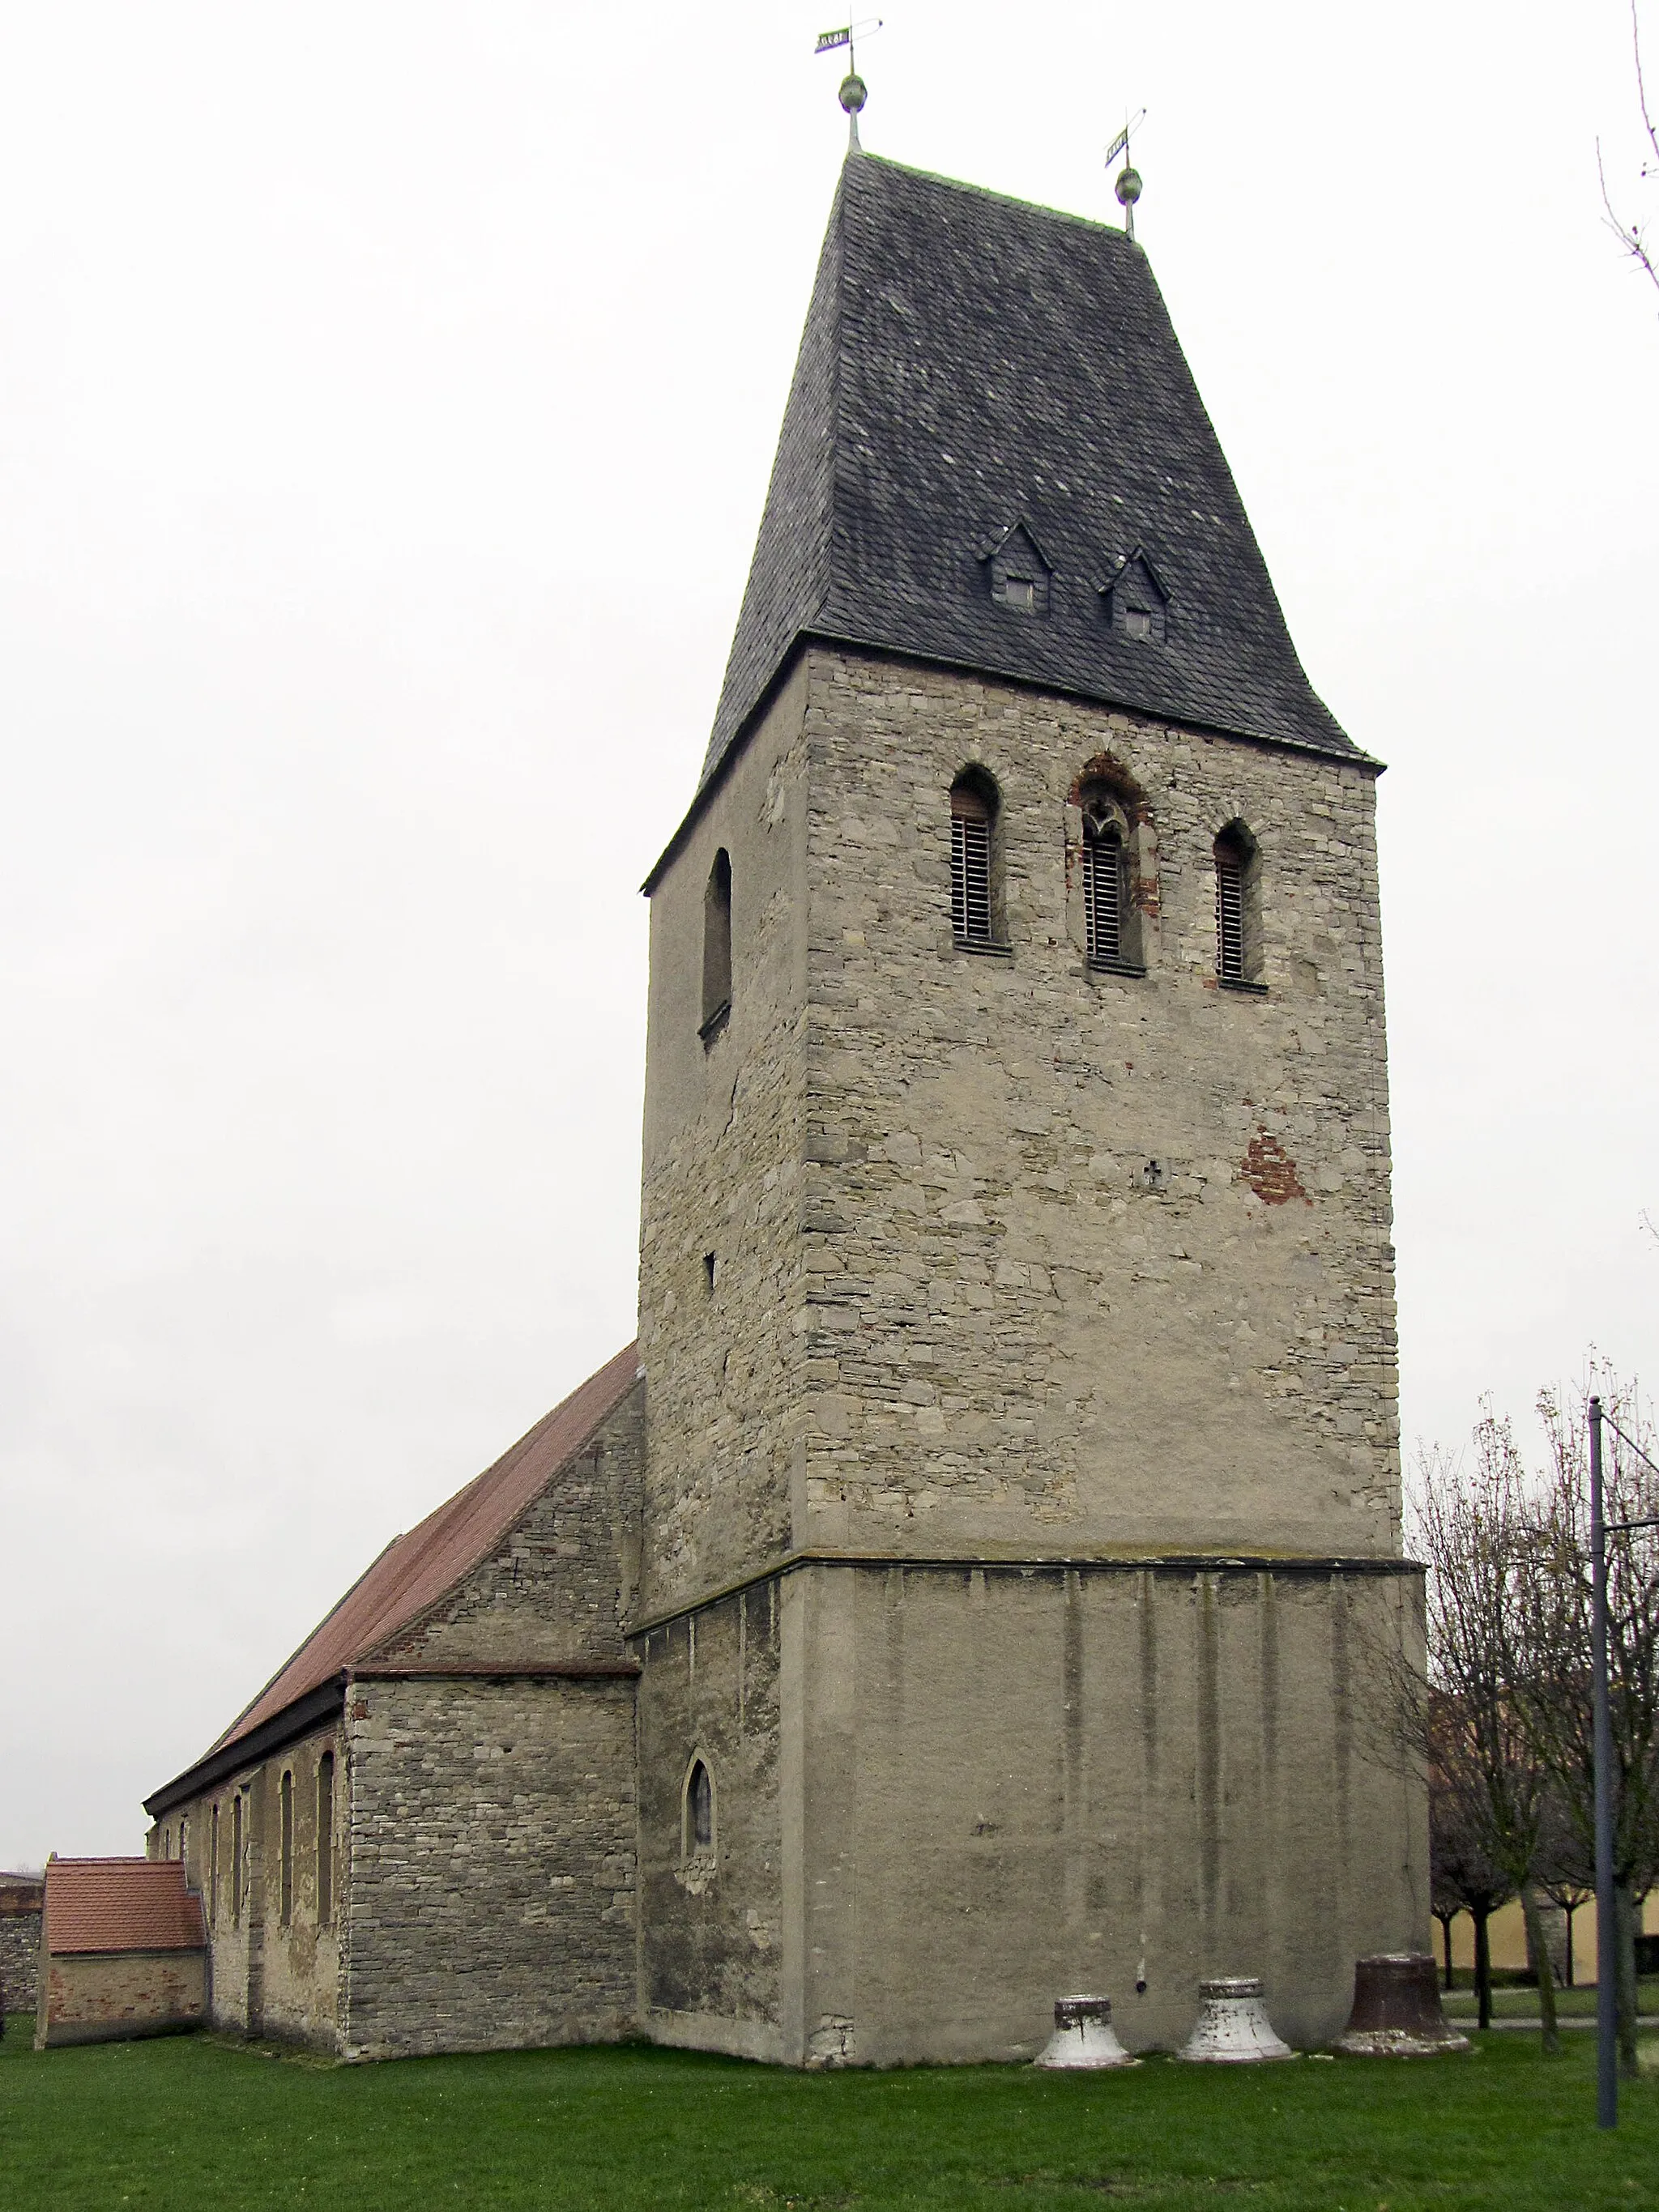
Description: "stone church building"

(144, 148), (1424, 2063)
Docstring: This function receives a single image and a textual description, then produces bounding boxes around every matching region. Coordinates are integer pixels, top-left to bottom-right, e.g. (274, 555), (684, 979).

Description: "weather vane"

(816, 18), (883, 150)
(1107, 109), (1146, 241)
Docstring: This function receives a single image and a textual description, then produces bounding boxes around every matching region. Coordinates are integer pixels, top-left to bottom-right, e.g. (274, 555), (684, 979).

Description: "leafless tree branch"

(1600, 2), (1659, 298)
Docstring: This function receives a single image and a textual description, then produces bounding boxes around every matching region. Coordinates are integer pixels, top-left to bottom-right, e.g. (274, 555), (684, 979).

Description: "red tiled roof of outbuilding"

(203, 1340), (641, 1762)
(44, 1859), (206, 1955)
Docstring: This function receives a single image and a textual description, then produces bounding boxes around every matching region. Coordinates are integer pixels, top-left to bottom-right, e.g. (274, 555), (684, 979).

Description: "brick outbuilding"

(35, 1857), (207, 2048)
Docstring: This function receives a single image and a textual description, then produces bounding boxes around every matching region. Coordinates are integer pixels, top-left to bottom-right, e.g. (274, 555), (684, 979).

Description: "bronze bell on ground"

(1033, 1993), (1140, 2069)
(1333, 1953), (1471, 2056)
(1176, 1977), (1294, 2062)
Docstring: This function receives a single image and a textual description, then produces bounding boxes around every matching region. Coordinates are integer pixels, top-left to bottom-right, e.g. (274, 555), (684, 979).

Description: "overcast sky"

(2, 2), (1655, 1870)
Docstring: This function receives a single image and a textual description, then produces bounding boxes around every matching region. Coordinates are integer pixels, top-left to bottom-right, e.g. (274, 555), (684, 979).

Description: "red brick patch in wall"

(1243, 1130), (1309, 1206)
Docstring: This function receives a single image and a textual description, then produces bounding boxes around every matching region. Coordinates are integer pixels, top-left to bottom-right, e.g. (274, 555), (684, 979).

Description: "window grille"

(1216, 855), (1245, 981)
(951, 813), (992, 944)
(1083, 829), (1124, 966)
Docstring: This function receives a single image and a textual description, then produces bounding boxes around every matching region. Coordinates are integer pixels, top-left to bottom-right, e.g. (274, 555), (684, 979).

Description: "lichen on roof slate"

(698, 151), (1354, 795)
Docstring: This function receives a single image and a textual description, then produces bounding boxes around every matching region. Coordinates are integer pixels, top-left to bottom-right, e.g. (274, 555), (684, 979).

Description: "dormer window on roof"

(979, 520), (1051, 618)
(1101, 549), (1169, 644)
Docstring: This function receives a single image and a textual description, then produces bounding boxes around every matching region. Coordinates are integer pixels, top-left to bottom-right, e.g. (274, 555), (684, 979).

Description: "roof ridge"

(853, 150), (1141, 248)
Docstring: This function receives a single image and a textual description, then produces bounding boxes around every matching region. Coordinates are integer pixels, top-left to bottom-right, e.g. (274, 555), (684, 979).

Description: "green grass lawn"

(1441, 1975), (1659, 2022)
(4, 2011), (1657, 2212)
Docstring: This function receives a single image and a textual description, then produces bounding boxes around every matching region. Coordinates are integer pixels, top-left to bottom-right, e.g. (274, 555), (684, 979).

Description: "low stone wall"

(1, 1890), (43, 2014)
(35, 1949), (207, 2048)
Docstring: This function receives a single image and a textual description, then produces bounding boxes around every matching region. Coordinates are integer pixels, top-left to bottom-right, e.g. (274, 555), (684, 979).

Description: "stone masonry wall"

(343, 1675), (637, 2059)
(638, 660), (812, 1614)
(796, 646), (1400, 1560)
(787, 1557), (1425, 2065)
(160, 1723), (345, 2045)
(635, 1579), (784, 2060)
(1, 1900), (41, 2014)
(375, 1383), (645, 1669)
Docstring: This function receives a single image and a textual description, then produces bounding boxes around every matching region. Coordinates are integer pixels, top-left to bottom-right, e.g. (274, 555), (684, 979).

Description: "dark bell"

(1115, 164), (1142, 208)
(1333, 1954), (1470, 2056)
(839, 73), (868, 115)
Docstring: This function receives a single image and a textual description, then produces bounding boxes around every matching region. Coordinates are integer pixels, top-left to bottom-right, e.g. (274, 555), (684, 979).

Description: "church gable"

(365, 1377), (644, 1669)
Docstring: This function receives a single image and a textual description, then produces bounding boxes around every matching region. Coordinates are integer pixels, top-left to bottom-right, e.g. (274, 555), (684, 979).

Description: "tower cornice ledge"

(626, 1545), (1422, 1639)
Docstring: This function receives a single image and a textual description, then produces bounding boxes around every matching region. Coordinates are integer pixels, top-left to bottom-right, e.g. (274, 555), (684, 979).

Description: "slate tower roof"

(697, 152), (1356, 803)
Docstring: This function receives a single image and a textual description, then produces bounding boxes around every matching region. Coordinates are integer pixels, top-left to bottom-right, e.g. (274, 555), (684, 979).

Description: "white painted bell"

(1034, 1993), (1140, 2069)
(1176, 1977), (1294, 2063)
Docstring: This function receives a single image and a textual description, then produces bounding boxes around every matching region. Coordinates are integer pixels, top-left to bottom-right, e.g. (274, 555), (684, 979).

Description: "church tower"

(632, 151), (1422, 2064)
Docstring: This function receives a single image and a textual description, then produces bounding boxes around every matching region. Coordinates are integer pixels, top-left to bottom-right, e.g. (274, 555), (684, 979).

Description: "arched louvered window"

(949, 769), (1001, 948)
(1083, 820), (1125, 967)
(1074, 777), (1145, 975)
(701, 850), (732, 1039)
(1214, 822), (1261, 986)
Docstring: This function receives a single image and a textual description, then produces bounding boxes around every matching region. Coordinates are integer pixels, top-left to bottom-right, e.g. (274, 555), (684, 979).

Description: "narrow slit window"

(210, 1801), (220, 1926)
(689, 1758), (714, 1851)
(317, 1753), (334, 1929)
(949, 773), (997, 947)
(701, 850), (732, 1038)
(231, 1794), (243, 1926)
(279, 1770), (293, 1927)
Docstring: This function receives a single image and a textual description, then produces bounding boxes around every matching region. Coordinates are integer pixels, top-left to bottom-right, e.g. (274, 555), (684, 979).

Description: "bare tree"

(1379, 1417), (1559, 2041)
(1599, 2), (1659, 297)
(1510, 1376), (1659, 2077)
(1427, 1703), (1516, 2028)
(1535, 1786), (1595, 1988)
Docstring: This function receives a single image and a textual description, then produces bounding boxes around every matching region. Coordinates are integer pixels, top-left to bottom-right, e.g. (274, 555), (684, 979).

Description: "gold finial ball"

(1115, 164), (1142, 209)
(839, 72), (868, 115)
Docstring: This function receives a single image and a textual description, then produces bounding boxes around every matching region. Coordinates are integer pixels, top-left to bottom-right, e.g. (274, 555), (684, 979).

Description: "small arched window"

(1214, 821), (1263, 986)
(210, 1801), (220, 1925)
(684, 1756), (715, 1855)
(949, 768), (1003, 949)
(279, 1769), (294, 1927)
(701, 850), (732, 1041)
(231, 1793), (243, 1926)
(317, 1752), (335, 1929)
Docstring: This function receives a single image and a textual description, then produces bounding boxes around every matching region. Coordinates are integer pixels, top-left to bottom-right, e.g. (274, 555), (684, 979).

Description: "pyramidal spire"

(691, 156), (1357, 808)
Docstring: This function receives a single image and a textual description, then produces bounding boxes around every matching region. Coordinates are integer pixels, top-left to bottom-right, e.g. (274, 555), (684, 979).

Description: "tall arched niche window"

(1068, 765), (1154, 976)
(949, 767), (1006, 951)
(317, 1751), (335, 1929)
(279, 1768), (294, 1927)
(1214, 820), (1265, 987)
(701, 849), (732, 1042)
(683, 1754), (716, 1858)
